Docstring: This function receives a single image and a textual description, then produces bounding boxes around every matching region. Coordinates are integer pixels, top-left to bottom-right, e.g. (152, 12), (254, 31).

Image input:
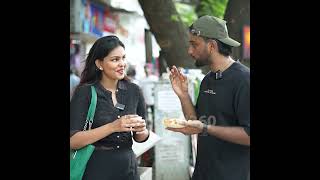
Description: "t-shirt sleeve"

(234, 77), (250, 136)
(70, 85), (91, 137)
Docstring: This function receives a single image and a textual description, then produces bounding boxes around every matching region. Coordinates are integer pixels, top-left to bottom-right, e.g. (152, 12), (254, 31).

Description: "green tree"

(224, 0), (250, 65)
(138, 0), (196, 72)
(138, 0), (249, 72)
(174, 2), (197, 26)
(196, 0), (229, 18)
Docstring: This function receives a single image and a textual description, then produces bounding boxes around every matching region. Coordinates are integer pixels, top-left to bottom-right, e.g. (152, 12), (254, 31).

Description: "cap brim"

(219, 37), (241, 47)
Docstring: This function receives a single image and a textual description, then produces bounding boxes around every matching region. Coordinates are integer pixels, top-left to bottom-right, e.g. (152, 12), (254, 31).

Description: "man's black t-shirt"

(193, 61), (250, 180)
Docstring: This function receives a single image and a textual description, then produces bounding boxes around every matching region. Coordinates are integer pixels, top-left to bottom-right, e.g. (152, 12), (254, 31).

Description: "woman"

(70, 35), (149, 180)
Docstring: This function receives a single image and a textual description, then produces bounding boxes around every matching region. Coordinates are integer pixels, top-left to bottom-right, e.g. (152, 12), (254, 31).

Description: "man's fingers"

(177, 120), (187, 126)
(166, 127), (177, 131)
(169, 65), (187, 83)
(176, 68), (186, 82)
(170, 71), (178, 82)
(172, 66), (181, 76)
(166, 127), (185, 132)
(183, 74), (188, 82)
(172, 65), (177, 71)
(186, 120), (202, 128)
(170, 67), (179, 77)
(169, 73), (175, 82)
(178, 74), (184, 82)
(186, 120), (196, 126)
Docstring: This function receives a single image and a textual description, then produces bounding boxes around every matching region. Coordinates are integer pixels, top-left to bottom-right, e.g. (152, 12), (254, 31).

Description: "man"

(126, 64), (141, 86)
(167, 15), (250, 180)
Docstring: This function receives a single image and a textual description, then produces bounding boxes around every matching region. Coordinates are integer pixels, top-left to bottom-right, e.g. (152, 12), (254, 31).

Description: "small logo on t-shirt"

(204, 89), (216, 95)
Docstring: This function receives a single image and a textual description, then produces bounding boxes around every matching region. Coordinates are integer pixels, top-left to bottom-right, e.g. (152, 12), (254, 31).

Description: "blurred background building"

(70, 0), (161, 81)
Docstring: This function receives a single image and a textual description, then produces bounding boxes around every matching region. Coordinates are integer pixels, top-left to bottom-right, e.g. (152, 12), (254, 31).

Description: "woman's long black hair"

(79, 35), (125, 85)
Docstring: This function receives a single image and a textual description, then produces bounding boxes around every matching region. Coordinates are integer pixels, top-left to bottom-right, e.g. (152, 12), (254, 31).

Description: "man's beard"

(194, 49), (211, 67)
(194, 56), (210, 67)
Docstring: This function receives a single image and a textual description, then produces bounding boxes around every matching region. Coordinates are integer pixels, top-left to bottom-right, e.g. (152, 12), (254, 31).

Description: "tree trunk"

(138, 0), (196, 73)
(224, 0), (250, 62)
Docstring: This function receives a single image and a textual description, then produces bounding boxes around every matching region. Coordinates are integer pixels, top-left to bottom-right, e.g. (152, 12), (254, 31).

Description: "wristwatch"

(199, 123), (208, 136)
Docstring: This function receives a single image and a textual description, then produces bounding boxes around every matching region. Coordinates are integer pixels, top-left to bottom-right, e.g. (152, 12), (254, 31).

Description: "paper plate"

(163, 118), (186, 128)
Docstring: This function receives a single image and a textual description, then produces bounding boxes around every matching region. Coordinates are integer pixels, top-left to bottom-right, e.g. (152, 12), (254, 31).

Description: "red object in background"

(243, 25), (250, 59)
(141, 148), (154, 167)
(103, 9), (116, 33)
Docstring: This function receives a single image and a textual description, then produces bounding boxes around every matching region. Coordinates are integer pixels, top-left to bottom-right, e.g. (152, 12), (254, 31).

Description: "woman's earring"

(99, 67), (103, 70)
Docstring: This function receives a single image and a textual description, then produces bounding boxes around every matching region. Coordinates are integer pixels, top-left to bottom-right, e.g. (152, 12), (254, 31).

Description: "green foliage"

(174, 2), (198, 26)
(197, 0), (229, 19)
(171, 14), (179, 22)
(173, 0), (228, 26)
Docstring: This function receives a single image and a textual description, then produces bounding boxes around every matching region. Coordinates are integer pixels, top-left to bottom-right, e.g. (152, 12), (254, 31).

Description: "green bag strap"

(83, 86), (97, 131)
(72, 86), (97, 158)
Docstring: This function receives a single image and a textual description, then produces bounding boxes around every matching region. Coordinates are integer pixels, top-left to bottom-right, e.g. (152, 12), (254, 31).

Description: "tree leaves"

(197, 0), (229, 19)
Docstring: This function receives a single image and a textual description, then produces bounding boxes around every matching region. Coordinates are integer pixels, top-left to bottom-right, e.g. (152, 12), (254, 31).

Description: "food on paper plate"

(163, 118), (186, 128)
